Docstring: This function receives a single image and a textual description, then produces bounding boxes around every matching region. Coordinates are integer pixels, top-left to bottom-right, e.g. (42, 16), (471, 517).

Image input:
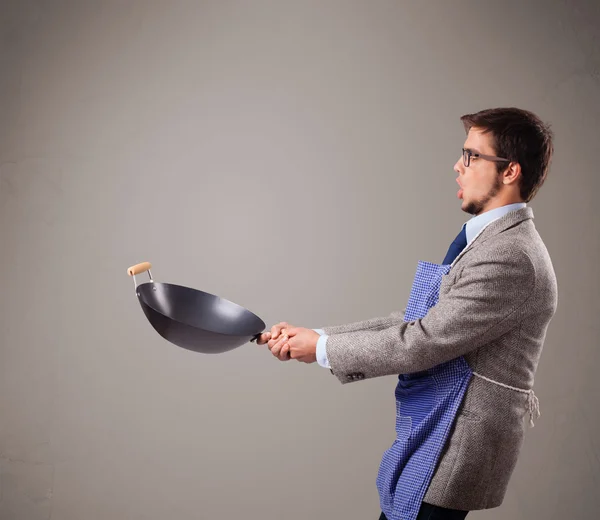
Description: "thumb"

(285, 327), (300, 336)
(271, 322), (289, 339)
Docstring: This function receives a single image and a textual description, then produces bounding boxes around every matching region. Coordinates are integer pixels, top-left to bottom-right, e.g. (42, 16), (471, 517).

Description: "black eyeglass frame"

(462, 148), (510, 168)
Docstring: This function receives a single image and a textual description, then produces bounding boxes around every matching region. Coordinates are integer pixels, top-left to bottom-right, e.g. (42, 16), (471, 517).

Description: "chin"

(461, 199), (479, 215)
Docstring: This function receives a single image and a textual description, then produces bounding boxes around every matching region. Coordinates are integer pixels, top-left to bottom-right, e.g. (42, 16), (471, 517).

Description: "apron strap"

(472, 372), (540, 427)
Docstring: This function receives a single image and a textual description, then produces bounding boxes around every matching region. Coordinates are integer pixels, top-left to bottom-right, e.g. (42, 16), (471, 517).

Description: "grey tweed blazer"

(322, 206), (558, 511)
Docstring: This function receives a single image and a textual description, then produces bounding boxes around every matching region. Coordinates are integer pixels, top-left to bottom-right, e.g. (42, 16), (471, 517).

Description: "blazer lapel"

(450, 206), (534, 268)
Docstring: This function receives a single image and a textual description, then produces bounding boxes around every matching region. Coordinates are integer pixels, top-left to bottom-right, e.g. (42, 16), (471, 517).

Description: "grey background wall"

(1, 1), (598, 519)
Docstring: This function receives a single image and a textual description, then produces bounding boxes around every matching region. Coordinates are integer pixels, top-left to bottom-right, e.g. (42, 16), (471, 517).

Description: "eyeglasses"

(462, 148), (510, 168)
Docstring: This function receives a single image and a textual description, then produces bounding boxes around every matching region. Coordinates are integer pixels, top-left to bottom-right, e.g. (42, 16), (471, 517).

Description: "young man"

(258, 107), (558, 520)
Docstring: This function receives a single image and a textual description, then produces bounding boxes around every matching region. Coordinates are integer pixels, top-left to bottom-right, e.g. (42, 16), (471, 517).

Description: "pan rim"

(136, 281), (266, 336)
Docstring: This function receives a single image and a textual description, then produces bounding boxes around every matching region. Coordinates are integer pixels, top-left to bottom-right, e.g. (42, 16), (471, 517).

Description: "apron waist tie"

(472, 371), (540, 428)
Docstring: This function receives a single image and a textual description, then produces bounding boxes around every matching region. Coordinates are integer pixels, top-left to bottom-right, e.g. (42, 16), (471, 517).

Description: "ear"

(502, 161), (521, 186)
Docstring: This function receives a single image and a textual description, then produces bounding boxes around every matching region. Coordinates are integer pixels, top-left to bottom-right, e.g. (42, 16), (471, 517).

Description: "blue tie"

(442, 225), (467, 264)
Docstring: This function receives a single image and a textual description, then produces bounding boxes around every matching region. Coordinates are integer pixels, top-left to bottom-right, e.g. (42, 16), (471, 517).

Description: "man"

(257, 107), (558, 520)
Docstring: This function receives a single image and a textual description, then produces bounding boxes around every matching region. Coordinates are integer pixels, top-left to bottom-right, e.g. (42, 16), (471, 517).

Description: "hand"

(255, 321), (292, 346)
(265, 322), (294, 361)
(272, 327), (319, 364)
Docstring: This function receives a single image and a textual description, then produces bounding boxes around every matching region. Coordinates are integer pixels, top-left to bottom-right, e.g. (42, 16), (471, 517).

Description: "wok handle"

(127, 262), (152, 276)
(127, 262), (154, 289)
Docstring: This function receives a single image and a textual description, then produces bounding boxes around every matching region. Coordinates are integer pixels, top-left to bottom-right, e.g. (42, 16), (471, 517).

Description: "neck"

(476, 194), (525, 215)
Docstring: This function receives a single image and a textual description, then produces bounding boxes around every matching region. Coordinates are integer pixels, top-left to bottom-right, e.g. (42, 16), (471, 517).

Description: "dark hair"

(460, 107), (554, 202)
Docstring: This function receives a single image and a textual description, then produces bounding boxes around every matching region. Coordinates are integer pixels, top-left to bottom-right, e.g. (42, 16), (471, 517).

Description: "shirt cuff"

(315, 332), (330, 369)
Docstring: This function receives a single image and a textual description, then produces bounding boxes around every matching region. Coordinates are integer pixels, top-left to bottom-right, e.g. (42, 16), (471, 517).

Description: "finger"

(272, 322), (287, 339)
(277, 325), (289, 339)
(257, 332), (271, 345)
(270, 322), (289, 341)
(268, 334), (285, 350)
(270, 333), (288, 357)
(278, 341), (291, 361)
(285, 327), (299, 336)
(287, 337), (297, 359)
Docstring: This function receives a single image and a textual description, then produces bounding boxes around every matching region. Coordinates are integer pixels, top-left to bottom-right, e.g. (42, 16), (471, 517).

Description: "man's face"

(453, 127), (504, 216)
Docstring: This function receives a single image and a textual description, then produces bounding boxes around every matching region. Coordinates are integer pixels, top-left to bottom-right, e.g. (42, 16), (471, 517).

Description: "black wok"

(127, 262), (266, 354)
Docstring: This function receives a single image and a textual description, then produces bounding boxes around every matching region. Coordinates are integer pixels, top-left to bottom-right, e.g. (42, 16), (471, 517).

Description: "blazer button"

(346, 372), (364, 381)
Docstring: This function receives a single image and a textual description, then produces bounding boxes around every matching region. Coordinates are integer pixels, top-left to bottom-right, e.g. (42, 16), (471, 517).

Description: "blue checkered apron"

(375, 261), (473, 520)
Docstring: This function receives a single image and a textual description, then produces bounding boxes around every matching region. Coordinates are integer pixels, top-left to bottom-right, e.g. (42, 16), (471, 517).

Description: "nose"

(454, 156), (463, 174)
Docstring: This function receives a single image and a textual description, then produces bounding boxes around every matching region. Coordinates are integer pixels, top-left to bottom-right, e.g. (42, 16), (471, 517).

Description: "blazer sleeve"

(321, 309), (406, 336)
(325, 246), (536, 384)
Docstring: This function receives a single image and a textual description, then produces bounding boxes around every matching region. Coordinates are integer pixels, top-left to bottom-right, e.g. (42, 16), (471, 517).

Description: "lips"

(456, 178), (463, 199)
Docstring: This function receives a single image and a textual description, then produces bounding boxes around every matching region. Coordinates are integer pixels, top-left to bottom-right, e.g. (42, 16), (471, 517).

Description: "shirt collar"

(464, 202), (527, 245)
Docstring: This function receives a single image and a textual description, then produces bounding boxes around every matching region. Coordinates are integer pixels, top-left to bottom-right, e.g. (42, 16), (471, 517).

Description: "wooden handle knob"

(127, 262), (152, 276)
